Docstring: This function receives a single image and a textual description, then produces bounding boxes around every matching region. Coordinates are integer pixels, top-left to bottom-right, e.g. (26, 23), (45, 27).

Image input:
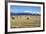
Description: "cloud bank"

(24, 10), (40, 14)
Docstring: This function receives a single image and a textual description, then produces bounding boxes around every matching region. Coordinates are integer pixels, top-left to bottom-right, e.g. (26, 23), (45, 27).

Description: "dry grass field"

(10, 15), (41, 28)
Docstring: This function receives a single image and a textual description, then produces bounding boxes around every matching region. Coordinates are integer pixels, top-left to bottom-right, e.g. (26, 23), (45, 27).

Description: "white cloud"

(32, 12), (40, 14)
(24, 10), (40, 14)
(36, 12), (40, 14)
(32, 12), (36, 14)
(24, 10), (32, 13)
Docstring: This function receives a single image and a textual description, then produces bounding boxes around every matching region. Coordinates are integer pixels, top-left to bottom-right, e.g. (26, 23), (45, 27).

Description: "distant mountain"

(11, 13), (40, 16)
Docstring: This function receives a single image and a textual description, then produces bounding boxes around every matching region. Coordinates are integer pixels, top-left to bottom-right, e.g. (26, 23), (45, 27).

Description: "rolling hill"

(11, 13), (40, 16)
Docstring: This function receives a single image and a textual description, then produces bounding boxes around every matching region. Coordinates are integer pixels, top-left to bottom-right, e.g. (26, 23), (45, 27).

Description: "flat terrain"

(10, 15), (41, 28)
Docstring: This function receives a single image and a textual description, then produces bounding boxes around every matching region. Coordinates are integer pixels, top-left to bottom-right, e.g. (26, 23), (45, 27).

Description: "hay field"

(10, 15), (41, 28)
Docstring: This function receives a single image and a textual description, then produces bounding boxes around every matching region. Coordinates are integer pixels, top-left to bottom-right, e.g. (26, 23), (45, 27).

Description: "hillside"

(11, 13), (40, 16)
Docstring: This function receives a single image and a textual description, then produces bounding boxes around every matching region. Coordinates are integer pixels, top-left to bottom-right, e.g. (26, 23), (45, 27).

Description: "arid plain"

(10, 15), (41, 28)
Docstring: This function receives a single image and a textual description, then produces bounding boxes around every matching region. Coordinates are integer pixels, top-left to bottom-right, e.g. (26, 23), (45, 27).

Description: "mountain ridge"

(11, 13), (40, 16)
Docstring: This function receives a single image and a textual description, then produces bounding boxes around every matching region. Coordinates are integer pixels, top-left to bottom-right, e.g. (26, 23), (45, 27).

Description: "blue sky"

(10, 5), (41, 14)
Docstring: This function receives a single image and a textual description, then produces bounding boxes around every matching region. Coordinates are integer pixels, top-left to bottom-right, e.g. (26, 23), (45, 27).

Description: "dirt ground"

(10, 15), (41, 28)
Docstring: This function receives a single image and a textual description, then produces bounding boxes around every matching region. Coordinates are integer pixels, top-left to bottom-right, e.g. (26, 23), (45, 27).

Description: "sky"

(10, 5), (41, 14)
